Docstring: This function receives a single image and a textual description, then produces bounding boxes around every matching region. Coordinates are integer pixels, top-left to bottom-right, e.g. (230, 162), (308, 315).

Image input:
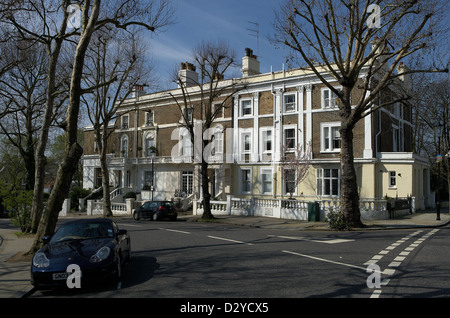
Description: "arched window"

(121, 135), (129, 158)
(180, 128), (192, 157)
(145, 132), (155, 157)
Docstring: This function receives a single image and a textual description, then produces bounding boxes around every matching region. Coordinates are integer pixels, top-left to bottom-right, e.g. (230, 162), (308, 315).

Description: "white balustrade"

(194, 196), (391, 221)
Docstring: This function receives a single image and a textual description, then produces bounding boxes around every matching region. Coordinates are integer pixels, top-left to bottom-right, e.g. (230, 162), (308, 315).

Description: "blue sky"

(148, 0), (290, 89)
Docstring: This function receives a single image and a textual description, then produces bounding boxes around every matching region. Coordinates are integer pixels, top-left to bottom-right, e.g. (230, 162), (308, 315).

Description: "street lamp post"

(437, 135), (441, 220)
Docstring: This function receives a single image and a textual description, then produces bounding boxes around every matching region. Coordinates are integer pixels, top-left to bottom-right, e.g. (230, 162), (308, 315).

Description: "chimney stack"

(396, 62), (410, 88)
(241, 48), (260, 77)
(178, 61), (198, 88)
(370, 37), (390, 69)
(132, 84), (146, 98)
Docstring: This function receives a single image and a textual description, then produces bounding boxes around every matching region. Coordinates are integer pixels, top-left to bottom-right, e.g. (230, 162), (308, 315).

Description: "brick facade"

(82, 51), (432, 210)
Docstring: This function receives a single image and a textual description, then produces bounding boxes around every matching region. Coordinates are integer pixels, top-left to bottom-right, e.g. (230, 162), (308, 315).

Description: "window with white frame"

(121, 135), (129, 158)
(260, 168), (273, 194)
(240, 99), (252, 116)
(283, 127), (296, 150)
(316, 168), (340, 196)
(389, 171), (396, 188)
(144, 171), (154, 187)
(242, 132), (251, 154)
(284, 93), (296, 112)
(283, 168), (296, 195)
(322, 88), (339, 108)
(180, 128), (192, 157)
(241, 168), (252, 193)
(145, 133), (155, 157)
(262, 129), (272, 152)
(121, 115), (129, 129)
(182, 171), (193, 194)
(321, 123), (341, 152)
(211, 126), (223, 156)
(146, 110), (154, 126)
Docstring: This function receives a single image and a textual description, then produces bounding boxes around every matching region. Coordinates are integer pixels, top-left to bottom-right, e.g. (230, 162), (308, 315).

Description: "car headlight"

(33, 252), (50, 268)
(90, 246), (111, 263)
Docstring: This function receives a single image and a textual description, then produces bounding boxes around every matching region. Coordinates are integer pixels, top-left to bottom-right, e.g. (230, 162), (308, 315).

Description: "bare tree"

(1, 0), (78, 235)
(280, 141), (312, 199)
(274, 0), (448, 227)
(0, 41), (48, 192)
(2, 0), (175, 254)
(413, 76), (449, 209)
(84, 29), (152, 217)
(170, 40), (246, 220)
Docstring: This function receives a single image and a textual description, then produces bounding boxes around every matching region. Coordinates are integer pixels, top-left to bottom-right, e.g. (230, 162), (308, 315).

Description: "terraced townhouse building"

(82, 47), (434, 212)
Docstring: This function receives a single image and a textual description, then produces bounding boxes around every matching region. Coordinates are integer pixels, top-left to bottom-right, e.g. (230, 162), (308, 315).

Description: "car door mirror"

(42, 236), (51, 244)
(117, 229), (127, 236)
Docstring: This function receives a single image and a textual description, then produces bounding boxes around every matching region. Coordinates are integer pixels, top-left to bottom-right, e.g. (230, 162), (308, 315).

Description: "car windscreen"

(162, 202), (174, 207)
(50, 222), (114, 242)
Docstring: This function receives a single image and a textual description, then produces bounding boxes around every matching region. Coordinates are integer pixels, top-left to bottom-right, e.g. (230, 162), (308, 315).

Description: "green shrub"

(325, 207), (350, 231)
(70, 187), (91, 211)
(1, 189), (33, 232)
(123, 191), (136, 199)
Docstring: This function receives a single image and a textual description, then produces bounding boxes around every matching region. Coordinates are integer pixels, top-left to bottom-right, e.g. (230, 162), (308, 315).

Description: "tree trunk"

(339, 124), (363, 228)
(200, 160), (214, 219)
(100, 146), (113, 217)
(28, 66), (58, 234)
(28, 1), (101, 253)
(28, 143), (83, 253)
(28, 6), (69, 234)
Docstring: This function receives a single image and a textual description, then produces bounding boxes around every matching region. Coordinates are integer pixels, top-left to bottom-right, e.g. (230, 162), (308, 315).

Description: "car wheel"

(152, 212), (158, 221)
(133, 211), (140, 220)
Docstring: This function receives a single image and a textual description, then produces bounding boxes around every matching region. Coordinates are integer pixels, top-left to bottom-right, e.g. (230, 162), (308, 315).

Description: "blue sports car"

(31, 218), (131, 289)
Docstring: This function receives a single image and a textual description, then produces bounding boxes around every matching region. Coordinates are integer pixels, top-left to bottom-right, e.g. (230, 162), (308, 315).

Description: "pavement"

(1, 208), (449, 298)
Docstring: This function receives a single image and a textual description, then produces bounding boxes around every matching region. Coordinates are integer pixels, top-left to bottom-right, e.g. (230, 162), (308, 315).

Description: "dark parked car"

(31, 218), (131, 289)
(133, 200), (177, 221)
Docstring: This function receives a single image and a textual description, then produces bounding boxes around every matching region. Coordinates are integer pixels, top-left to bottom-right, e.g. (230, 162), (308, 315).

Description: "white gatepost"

(59, 198), (70, 216)
(79, 198), (85, 211)
(193, 199), (198, 215)
(226, 195), (232, 215)
(273, 199), (282, 218)
(87, 200), (94, 216)
(411, 196), (416, 213)
(126, 198), (135, 215)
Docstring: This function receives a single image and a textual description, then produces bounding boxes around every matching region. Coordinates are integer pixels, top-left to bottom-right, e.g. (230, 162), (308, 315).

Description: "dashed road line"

(363, 230), (423, 266)
(162, 228), (191, 234)
(282, 250), (368, 271)
(269, 235), (354, 244)
(208, 235), (253, 245)
(367, 229), (439, 298)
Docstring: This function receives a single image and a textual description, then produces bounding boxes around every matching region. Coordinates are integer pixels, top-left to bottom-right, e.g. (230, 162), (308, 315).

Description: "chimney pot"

(178, 61), (198, 88)
(242, 47), (260, 77)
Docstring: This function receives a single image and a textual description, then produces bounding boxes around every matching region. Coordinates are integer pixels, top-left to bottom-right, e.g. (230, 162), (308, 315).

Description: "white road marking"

(370, 290), (382, 298)
(282, 250), (368, 271)
(163, 228), (191, 234)
(269, 235), (354, 244)
(208, 235), (253, 245)
(120, 223), (142, 227)
(366, 229), (440, 298)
